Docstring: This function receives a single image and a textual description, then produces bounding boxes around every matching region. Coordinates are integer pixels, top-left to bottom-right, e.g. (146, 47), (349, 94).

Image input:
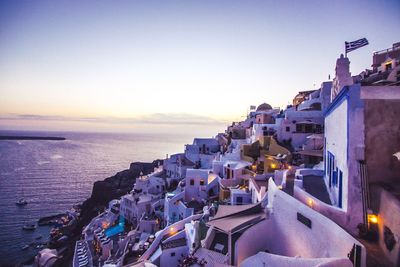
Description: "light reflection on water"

(0, 130), (195, 265)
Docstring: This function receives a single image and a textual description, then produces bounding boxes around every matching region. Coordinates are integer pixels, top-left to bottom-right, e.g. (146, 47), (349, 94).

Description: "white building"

(120, 193), (153, 224)
(120, 172), (166, 224)
(322, 83), (365, 234)
(248, 103), (280, 143)
(163, 191), (196, 225)
(163, 153), (195, 186)
(185, 138), (221, 169)
(230, 188), (252, 205)
(184, 169), (220, 203)
(248, 178), (267, 203)
(222, 160), (251, 180)
(273, 82), (332, 153)
(240, 179), (365, 266)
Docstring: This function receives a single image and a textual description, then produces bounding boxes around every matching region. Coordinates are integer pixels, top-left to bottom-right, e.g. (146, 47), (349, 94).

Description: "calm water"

(0, 130), (195, 266)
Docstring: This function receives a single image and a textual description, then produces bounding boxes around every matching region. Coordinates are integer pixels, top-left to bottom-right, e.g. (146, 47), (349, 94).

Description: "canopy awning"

(212, 203), (261, 220)
(208, 203), (265, 233)
(207, 212), (265, 234)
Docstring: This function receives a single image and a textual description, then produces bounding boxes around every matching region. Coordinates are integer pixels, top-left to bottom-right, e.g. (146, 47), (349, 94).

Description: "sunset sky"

(0, 0), (399, 133)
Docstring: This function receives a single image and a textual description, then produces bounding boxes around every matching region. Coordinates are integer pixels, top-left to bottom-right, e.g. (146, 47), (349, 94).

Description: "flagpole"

(345, 42), (347, 58)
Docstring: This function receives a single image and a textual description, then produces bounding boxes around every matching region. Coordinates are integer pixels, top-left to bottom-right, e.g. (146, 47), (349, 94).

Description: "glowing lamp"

(368, 214), (378, 224)
(307, 198), (314, 208)
(102, 222), (110, 229)
(277, 185), (283, 190)
(270, 163), (277, 169)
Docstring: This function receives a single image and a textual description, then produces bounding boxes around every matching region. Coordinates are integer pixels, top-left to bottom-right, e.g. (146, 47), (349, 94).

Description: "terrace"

(73, 240), (93, 267)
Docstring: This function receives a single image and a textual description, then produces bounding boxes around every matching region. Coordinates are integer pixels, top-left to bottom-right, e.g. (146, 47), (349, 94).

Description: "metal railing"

(373, 45), (400, 55)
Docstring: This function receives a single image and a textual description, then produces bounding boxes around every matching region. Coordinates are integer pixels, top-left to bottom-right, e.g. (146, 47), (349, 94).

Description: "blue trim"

(338, 170), (343, 208)
(324, 137), (327, 173)
(327, 151), (334, 188)
(324, 86), (350, 117)
(333, 167), (338, 186)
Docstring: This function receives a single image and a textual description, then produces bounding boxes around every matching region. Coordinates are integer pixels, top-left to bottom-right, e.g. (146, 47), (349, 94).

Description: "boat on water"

(35, 235), (43, 240)
(21, 245), (30, 250)
(23, 223), (37, 230)
(16, 198), (28, 206)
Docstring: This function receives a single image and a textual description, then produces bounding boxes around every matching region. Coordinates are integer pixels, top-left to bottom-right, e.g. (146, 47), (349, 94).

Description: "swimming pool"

(105, 216), (125, 237)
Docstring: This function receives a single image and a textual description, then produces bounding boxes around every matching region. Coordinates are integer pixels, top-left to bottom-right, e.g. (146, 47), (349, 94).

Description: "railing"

(139, 214), (203, 261)
(373, 44), (400, 55)
(73, 240), (93, 267)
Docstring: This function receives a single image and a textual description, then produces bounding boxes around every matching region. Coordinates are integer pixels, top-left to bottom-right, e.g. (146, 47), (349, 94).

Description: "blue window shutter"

(333, 170), (338, 186)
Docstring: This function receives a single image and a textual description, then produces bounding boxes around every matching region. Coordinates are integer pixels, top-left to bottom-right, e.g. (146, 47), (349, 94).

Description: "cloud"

(0, 113), (228, 126)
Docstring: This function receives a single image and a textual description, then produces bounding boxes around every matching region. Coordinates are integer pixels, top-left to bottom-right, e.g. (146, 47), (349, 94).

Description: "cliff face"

(89, 161), (160, 204)
(79, 160), (162, 225)
(50, 160), (162, 266)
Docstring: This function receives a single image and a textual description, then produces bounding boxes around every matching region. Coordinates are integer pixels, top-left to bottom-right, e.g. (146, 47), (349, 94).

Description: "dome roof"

(256, 103), (272, 111)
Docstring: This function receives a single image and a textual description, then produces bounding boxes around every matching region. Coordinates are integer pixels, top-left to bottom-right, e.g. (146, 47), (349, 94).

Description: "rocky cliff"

(79, 160), (162, 223)
(46, 160), (162, 266)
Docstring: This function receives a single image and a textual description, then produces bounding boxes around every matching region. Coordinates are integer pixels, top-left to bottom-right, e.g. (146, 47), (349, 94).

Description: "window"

(286, 126), (290, 132)
(332, 169), (338, 187)
(327, 151), (335, 188)
(226, 168), (231, 179)
(171, 252), (176, 257)
(200, 179), (205, 186)
(296, 124), (302, 132)
(190, 179), (194, 186)
(237, 196), (243, 204)
(305, 124), (313, 133)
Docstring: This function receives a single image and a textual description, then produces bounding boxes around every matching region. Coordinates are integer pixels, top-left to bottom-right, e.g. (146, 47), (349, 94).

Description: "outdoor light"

(368, 214), (378, 224)
(307, 198), (314, 208)
(270, 163), (277, 169)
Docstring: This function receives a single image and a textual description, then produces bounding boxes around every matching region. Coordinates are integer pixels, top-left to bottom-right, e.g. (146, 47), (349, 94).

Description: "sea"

(0, 130), (210, 266)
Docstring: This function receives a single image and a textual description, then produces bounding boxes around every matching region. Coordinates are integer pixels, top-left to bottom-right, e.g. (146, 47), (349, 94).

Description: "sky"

(0, 0), (399, 134)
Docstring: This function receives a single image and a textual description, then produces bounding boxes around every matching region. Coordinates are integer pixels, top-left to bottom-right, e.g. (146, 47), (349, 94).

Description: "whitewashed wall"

(235, 180), (366, 266)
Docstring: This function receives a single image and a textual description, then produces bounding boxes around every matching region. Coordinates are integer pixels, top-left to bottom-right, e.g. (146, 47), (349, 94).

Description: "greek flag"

(250, 105), (256, 110)
(345, 38), (369, 53)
